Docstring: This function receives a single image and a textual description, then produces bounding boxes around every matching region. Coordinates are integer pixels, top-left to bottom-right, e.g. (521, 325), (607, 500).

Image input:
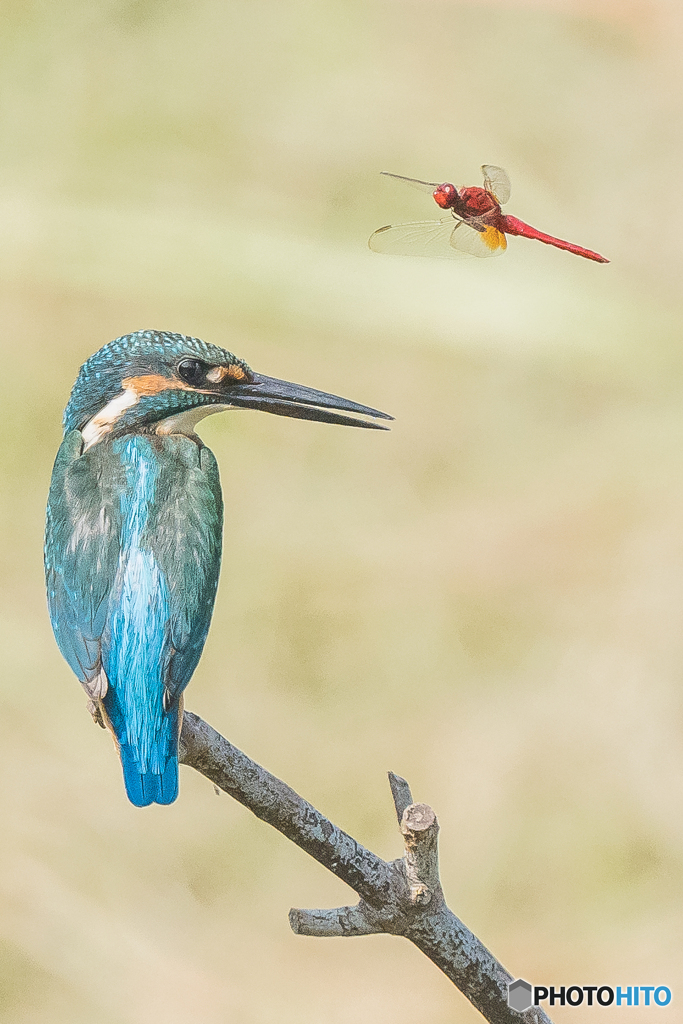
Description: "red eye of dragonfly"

(369, 165), (608, 263)
(432, 182), (458, 209)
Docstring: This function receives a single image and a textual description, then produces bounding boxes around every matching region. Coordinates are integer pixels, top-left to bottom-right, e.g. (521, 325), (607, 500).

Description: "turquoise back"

(45, 431), (223, 805)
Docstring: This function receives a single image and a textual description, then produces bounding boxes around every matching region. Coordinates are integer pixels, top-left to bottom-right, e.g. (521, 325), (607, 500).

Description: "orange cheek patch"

(122, 374), (194, 396)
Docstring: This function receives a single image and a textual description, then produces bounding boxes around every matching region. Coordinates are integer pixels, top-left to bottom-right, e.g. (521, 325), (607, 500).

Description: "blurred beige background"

(1, 0), (682, 1021)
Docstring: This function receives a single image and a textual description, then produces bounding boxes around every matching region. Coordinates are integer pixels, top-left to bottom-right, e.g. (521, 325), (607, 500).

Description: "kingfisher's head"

(64, 330), (391, 449)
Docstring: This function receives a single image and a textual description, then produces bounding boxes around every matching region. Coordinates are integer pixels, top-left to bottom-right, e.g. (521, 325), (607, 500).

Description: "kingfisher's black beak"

(222, 373), (393, 430)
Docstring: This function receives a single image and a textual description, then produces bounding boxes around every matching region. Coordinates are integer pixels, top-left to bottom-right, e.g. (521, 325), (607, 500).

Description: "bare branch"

(289, 903), (384, 937)
(179, 711), (553, 1024)
(179, 711), (393, 905)
(388, 771), (413, 823)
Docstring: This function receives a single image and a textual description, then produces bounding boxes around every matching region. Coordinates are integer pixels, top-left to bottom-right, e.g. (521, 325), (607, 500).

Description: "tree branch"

(179, 711), (552, 1024)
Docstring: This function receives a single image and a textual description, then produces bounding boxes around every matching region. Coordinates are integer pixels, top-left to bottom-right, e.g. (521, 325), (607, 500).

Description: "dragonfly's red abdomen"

(502, 214), (609, 263)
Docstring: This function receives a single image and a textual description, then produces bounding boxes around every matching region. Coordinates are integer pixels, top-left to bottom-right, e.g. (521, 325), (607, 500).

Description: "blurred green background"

(1, 0), (682, 1021)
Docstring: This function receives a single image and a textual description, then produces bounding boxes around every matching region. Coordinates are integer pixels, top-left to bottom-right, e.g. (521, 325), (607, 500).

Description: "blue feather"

(46, 426), (222, 807)
(100, 438), (176, 806)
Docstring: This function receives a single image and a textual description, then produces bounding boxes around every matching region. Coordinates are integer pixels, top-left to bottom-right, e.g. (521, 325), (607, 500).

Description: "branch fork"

(179, 712), (553, 1024)
(290, 778), (442, 938)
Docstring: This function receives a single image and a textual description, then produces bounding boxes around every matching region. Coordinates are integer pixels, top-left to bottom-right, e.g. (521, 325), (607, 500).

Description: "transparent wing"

(481, 164), (511, 205)
(450, 220), (507, 257)
(369, 217), (506, 259)
(380, 171), (441, 194)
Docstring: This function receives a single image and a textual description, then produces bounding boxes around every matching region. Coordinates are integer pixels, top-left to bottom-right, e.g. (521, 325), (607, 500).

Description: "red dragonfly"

(369, 165), (608, 263)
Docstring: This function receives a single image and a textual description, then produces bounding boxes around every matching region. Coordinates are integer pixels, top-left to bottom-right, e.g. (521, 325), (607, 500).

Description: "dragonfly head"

(432, 182), (459, 210)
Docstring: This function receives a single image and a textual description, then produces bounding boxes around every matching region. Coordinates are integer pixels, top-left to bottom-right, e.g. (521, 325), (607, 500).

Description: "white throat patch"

(154, 403), (233, 436)
(81, 391), (234, 450)
(81, 389), (139, 451)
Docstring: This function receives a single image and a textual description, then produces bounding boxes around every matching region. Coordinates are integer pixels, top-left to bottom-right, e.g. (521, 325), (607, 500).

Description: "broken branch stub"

(401, 802), (441, 908)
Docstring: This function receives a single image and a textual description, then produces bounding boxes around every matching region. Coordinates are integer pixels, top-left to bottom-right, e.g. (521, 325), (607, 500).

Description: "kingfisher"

(45, 330), (390, 807)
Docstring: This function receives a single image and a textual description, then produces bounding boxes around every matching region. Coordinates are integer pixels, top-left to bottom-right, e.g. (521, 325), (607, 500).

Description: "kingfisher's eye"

(177, 358), (206, 385)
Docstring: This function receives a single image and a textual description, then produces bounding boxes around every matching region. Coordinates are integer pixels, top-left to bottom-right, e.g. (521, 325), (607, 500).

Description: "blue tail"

(119, 743), (178, 806)
(103, 696), (181, 807)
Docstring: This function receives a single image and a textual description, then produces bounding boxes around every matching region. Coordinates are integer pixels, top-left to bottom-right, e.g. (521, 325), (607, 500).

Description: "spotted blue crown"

(63, 330), (250, 433)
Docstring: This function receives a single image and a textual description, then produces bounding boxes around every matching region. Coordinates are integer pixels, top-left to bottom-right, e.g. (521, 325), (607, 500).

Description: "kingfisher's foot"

(86, 699), (106, 728)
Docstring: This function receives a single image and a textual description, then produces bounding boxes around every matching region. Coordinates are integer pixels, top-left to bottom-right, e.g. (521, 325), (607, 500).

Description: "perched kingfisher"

(45, 330), (390, 807)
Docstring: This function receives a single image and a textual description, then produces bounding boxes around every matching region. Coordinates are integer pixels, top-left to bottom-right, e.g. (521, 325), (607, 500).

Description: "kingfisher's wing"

(46, 432), (223, 807)
(45, 430), (123, 689)
(146, 438), (224, 697)
(45, 432), (223, 699)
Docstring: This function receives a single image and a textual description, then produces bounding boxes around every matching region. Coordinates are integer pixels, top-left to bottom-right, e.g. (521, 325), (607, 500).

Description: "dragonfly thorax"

(458, 186), (500, 217)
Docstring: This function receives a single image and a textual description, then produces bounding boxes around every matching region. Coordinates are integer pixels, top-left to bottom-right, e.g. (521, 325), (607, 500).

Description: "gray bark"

(179, 711), (553, 1024)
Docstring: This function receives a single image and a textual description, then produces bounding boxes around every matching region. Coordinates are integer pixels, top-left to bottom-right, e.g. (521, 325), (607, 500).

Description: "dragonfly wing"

(449, 219), (507, 257)
(369, 218), (475, 258)
(369, 217), (508, 259)
(380, 171), (441, 194)
(481, 164), (511, 205)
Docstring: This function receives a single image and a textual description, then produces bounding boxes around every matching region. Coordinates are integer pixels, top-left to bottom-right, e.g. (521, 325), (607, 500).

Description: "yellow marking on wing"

(481, 226), (507, 251)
